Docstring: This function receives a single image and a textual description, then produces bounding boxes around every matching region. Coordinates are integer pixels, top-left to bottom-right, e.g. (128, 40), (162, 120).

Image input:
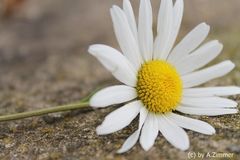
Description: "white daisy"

(88, 0), (240, 153)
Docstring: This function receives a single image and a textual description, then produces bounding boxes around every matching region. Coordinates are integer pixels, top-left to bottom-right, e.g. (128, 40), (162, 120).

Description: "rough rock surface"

(0, 0), (239, 159)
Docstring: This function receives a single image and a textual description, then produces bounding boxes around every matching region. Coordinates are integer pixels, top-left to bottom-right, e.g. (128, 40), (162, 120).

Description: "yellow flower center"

(136, 60), (182, 113)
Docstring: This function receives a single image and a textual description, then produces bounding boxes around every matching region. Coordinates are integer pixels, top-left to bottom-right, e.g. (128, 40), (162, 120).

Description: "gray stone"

(0, 0), (239, 159)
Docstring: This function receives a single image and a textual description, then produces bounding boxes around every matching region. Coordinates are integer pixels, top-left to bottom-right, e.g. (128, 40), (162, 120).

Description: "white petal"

(154, 0), (174, 59)
(96, 101), (141, 135)
(138, 107), (148, 128)
(140, 114), (159, 151)
(156, 0), (173, 33)
(177, 106), (238, 116)
(164, 0), (184, 58)
(172, 0), (184, 39)
(158, 115), (189, 150)
(181, 97), (237, 108)
(117, 107), (148, 153)
(117, 130), (139, 154)
(138, 0), (153, 60)
(182, 60), (235, 88)
(167, 113), (215, 135)
(123, 0), (138, 40)
(88, 44), (137, 87)
(183, 86), (240, 97)
(90, 85), (137, 108)
(168, 23), (210, 63)
(110, 6), (143, 69)
(175, 40), (223, 75)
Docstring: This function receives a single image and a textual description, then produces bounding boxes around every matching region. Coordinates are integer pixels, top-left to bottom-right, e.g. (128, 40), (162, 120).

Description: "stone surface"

(0, 0), (239, 159)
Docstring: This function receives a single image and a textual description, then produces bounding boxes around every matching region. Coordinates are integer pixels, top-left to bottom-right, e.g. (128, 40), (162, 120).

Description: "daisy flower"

(88, 0), (240, 153)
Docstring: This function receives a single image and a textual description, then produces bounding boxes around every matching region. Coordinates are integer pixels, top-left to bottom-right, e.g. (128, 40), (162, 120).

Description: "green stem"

(0, 101), (89, 122)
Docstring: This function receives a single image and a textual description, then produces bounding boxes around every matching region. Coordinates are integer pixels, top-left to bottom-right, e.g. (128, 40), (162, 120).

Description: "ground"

(0, 0), (239, 159)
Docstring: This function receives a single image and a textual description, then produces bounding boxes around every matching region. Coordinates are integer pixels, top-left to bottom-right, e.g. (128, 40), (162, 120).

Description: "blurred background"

(0, 0), (239, 159)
